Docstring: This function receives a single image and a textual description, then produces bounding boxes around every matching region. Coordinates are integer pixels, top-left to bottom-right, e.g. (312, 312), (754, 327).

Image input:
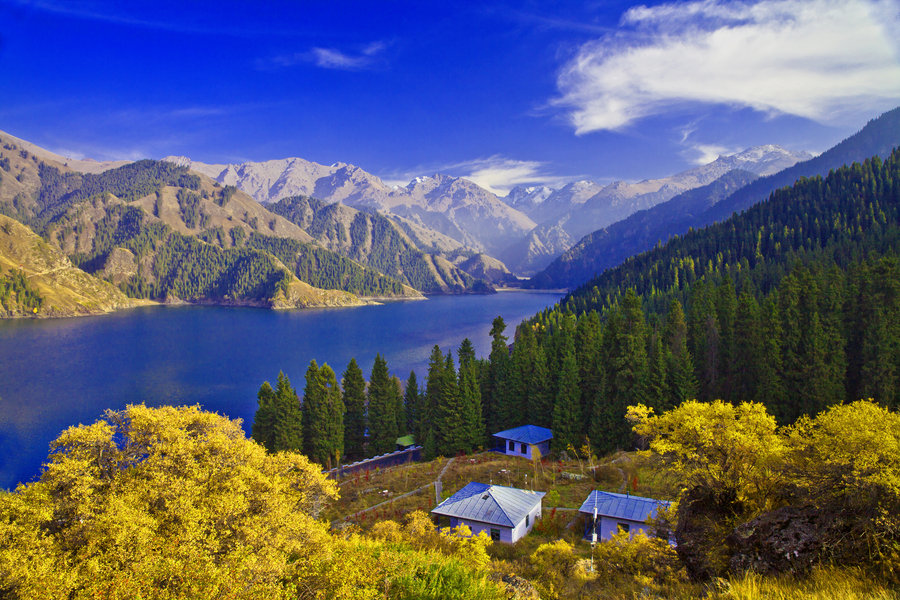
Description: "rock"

(488, 572), (540, 600)
(727, 505), (828, 576)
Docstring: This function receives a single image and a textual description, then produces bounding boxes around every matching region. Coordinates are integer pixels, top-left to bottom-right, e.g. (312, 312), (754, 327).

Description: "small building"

(493, 425), (553, 459)
(395, 434), (416, 451)
(579, 490), (671, 542)
(431, 482), (545, 544)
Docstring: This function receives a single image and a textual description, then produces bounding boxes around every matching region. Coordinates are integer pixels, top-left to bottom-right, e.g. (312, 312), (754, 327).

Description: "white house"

(492, 425), (553, 459)
(579, 490), (671, 542)
(431, 482), (545, 544)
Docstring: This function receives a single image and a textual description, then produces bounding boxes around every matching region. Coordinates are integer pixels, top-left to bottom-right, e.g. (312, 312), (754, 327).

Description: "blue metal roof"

(492, 424), (553, 444)
(578, 491), (670, 522)
(432, 482), (545, 527)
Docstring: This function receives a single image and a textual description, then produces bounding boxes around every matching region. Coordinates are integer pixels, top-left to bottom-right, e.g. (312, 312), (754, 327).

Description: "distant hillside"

(266, 196), (494, 293)
(0, 141), (411, 309)
(530, 106), (900, 289)
(0, 214), (143, 317)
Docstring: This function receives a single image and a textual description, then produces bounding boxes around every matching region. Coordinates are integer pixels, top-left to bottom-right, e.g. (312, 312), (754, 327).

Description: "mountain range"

(164, 145), (811, 276)
(529, 106), (900, 290)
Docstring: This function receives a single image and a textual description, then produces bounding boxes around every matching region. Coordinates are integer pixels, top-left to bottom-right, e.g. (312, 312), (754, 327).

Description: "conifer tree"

(663, 299), (697, 409)
(342, 358), (367, 460)
(302, 360), (330, 464)
(552, 317), (581, 452)
(320, 363), (344, 469)
(367, 354), (397, 455)
(733, 292), (762, 402)
(529, 344), (553, 428)
(575, 311), (603, 430)
(457, 338), (484, 452)
(404, 371), (420, 440)
(391, 376), (405, 436)
(435, 352), (465, 455)
(252, 381), (276, 451)
(715, 278), (738, 399)
(422, 345), (444, 459)
(272, 372), (303, 452)
(485, 316), (512, 430)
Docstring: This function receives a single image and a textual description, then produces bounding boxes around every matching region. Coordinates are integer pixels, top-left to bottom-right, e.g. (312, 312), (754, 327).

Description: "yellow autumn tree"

(0, 404), (338, 599)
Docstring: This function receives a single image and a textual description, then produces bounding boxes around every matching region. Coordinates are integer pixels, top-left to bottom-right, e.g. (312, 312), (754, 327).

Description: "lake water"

(0, 291), (562, 489)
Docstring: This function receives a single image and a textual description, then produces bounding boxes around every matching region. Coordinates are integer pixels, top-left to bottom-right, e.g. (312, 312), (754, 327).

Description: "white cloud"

(555, 0), (900, 133)
(381, 156), (574, 196)
(264, 41), (388, 71)
(457, 157), (573, 196)
(688, 143), (735, 165)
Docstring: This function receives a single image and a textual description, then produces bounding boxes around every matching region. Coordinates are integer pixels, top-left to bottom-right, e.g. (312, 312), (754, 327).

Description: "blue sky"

(1, 0), (898, 194)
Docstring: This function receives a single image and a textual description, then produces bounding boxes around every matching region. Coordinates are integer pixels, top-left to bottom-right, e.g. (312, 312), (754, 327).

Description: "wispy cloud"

(555, 0), (900, 133)
(384, 156), (575, 196)
(262, 40), (388, 71)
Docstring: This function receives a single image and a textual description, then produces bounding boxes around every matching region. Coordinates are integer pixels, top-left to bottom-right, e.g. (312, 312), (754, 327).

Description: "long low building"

(431, 482), (545, 544)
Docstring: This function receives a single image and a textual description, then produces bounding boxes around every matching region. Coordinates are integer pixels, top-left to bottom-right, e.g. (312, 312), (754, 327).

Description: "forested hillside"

(494, 149), (900, 456)
(530, 105), (900, 290)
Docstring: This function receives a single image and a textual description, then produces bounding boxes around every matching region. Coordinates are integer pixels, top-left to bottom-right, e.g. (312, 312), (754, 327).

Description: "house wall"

(501, 439), (549, 459)
(508, 501), (543, 543)
(455, 518), (514, 544)
(596, 517), (652, 541)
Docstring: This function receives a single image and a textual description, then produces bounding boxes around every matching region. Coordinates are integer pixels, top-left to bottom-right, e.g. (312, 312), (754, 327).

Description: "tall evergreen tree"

(552, 317), (582, 453)
(272, 372), (303, 453)
(367, 354), (397, 455)
(391, 376), (405, 436)
(733, 292), (762, 402)
(663, 299), (697, 409)
(251, 381), (276, 451)
(435, 352), (465, 455)
(485, 316), (512, 431)
(404, 371), (420, 440)
(575, 311), (603, 432)
(423, 345), (445, 459)
(457, 338), (484, 452)
(320, 363), (344, 469)
(342, 358), (367, 460)
(302, 360), (330, 464)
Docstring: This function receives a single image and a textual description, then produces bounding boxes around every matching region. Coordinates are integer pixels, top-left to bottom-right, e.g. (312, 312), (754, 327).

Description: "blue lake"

(0, 290), (562, 489)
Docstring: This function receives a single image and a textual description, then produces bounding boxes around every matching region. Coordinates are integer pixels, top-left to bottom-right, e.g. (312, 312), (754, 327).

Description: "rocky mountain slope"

(266, 196), (494, 293)
(165, 156), (535, 258)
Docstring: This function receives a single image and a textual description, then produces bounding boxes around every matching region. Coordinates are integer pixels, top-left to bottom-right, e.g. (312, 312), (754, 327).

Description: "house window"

(618, 522), (630, 534)
(526, 514), (530, 527)
(490, 528), (501, 541)
(520, 442), (527, 453)
(508, 440), (515, 451)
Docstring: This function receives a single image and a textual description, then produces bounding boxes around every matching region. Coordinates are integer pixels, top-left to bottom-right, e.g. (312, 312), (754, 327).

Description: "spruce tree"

(341, 358), (367, 460)
(391, 376), (405, 436)
(485, 316), (512, 431)
(302, 360), (330, 464)
(552, 318), (582, 453)
(663, 299), (697, 409)
(404, 371), (420, 441)
(271, 371), (303, 453)
(252, 381), (276, 451)
(575, 311), (603, 432)
(423, 346), (445, 459)
(367, 354), (397, 455)
(435, 352), (465, 455)
(457, 338), (484, 452)
(320, 363), (344, 469)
